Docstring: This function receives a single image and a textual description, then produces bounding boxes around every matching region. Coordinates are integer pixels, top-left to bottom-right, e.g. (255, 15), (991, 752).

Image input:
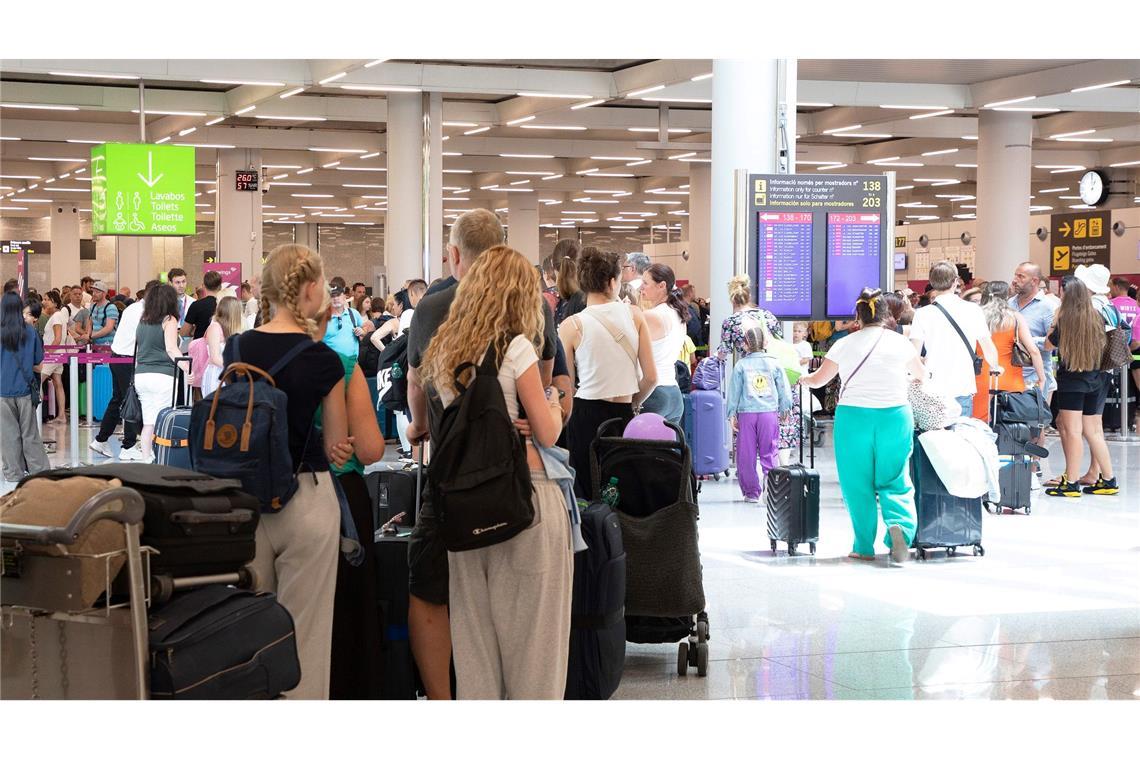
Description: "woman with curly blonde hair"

(221, 243), (355, 699)
(419, 245), (572, 699)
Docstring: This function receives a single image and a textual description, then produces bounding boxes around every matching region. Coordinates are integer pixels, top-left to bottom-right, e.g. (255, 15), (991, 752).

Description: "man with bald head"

(1009, 261), (1059, 486)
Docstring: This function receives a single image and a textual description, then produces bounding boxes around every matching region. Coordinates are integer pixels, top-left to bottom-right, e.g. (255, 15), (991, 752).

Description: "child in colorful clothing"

(727, 325), (792, 502)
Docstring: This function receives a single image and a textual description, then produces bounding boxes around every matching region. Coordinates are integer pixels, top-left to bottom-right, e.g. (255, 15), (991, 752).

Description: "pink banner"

(203, 262), (242, 292)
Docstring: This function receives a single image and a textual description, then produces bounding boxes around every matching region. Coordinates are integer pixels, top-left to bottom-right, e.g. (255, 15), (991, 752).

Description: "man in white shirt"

(909, 261), (1000, 416)
(80, 276), (95, 308)
(89, 279), (156, 462)
(398, 279), (428, 334)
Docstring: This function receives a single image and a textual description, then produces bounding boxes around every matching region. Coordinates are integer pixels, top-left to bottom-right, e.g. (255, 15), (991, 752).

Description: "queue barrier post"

(69, 352), (80, 468)
(85, 346), (94, 428)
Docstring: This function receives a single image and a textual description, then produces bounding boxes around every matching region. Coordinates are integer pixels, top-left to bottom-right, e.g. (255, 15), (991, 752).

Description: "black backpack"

(358, 315), (392, 377)
(428, 341), (534, 552)
(377, 333), (409, 414)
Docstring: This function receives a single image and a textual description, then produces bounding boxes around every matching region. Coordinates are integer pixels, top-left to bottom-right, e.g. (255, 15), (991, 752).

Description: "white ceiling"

(1, 58), (1138, 234)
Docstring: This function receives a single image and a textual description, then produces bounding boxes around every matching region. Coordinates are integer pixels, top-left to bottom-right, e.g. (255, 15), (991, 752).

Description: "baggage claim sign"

(91, 144), (196, 236)
(747, 173), (890, 320)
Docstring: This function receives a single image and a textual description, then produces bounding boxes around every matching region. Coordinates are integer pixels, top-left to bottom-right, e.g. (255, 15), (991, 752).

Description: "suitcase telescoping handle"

(173, 355), (192, 408)
(987, 368), (1002, 424)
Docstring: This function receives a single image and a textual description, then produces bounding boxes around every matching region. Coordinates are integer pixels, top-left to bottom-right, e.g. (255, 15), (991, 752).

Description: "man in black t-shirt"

(181, 270), (222, 341)
(403, 209), (556, 700)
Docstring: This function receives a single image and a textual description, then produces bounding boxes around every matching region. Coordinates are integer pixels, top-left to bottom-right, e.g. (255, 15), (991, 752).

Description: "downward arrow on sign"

(136, 151), (164, 188)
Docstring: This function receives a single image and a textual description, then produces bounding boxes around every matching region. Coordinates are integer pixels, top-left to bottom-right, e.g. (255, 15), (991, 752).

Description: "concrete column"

(426, 93), (445, 282)
(115, 237), (152, 292)
(295, 222), (319, 251)
(214, 148), (263, 281)
(710, 58), (782, 340)
(507, 192), (540, 263)
(687, 163), (712, 299)
(50, 203), (81, 287)
(976, 110), (1033, 283)
(386, 93), (424, 287)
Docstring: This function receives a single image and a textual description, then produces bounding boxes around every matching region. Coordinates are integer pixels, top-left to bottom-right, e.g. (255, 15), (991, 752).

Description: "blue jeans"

(955, 394), (974, 417)
(641, 385), (684, 425)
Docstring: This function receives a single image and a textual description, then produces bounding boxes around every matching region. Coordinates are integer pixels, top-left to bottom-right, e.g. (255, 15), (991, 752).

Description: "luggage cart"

(1, 487), (153, 700)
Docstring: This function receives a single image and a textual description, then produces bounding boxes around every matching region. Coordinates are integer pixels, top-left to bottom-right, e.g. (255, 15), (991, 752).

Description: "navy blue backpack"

(190, 339), (313, 512)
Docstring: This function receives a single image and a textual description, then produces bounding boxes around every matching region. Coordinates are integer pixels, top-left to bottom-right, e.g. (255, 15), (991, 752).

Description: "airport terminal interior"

(1, 47), (1139, 709)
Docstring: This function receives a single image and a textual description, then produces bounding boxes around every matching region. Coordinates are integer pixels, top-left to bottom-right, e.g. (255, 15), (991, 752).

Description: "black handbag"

(996, 387), (1051, 427)
(119, 343), (142, 424)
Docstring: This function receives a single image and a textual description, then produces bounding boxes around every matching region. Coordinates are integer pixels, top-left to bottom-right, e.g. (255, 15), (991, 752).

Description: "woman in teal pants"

(800, 288), (927, 564)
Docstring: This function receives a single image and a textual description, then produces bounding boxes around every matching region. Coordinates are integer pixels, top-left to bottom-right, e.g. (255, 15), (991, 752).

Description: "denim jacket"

(727, 352), (792, 417)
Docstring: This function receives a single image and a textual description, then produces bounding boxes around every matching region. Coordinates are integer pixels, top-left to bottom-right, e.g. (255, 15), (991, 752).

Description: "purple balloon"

(623, 412), (677, 441)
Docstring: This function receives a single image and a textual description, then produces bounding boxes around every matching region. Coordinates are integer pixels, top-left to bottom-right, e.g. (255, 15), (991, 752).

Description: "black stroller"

(590, 418), (710, 677)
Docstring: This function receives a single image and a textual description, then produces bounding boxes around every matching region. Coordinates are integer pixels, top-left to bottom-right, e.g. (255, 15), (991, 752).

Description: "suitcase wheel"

(973, 545), (985, 557)
(947, 546), (957, 557)
(787, 543), (797, 557)
(1024, 506), (1031, 515)
(916, 548), (927, 561)
(677, 641), (690, 676)
(696, 642), (709, 677)
(712, 473), (721, 481)
(770, 539), (778, 554)
(809, 542), (816, 556)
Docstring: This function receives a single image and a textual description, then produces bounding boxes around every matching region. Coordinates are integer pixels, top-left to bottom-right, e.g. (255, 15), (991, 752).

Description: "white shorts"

(135, 372), (176, 425)
(40, 363), (63, 377)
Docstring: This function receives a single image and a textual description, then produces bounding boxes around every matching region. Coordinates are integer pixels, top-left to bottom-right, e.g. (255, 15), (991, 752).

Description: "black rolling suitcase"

(565, 500), (626, 700)
(367, 462), (420, 533)
(910, 433), (984, 560)
(24, 463), (259, 579)
(766, 388), (820, 556)
(988, 379), (1044, 515)
(148, 586), (300, 699)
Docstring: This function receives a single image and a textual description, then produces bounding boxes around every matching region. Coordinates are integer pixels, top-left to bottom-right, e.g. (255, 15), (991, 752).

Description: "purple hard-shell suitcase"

(688, 389), (730, 478)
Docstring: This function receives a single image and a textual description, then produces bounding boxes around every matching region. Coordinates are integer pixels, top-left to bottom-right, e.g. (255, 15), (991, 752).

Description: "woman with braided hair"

(800, 288), (925, 565)
(222, 243), (355, 698)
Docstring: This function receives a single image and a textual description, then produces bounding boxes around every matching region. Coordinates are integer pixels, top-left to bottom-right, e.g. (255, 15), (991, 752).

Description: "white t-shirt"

(793, 340), (813, 365)
(111, 299), (146, 356)
(436, 334), (538, 421)
(825, 326), (918, 408)
(42, 310), (70, 349)
(909, 294), (990, 397)
(398, 308), (414, 335)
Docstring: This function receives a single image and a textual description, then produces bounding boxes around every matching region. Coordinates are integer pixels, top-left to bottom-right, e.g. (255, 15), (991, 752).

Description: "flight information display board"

(827, 213), (882, 317)
(756, 212), (813, 318)
(746, 173), (891, 320)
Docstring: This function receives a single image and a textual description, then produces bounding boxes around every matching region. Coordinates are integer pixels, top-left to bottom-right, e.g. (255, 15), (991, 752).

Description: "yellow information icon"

(1052, 246), (1071, 271)
(1089, 217), (1102, 238)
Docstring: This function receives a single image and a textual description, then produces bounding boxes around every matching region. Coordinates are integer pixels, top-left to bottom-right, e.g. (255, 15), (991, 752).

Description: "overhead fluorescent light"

(202, 79), (286, 87)
(983, 95), (1036, 108)
(797, 102), (834, 108)
(629, 127), (692, 134)
(205, 116), (225, 126)
(1050, 129), (1095, 139)
(1, 103), (80, 111)
(1071, 79), (1131, 93)
(174, 143), (235, 149)
(671, 152), (697, 160)
(0, 136), (20, 141)
(922, 148), (959, 157)
(262, 163), (304, 169)
(506, 171), (554, 176)
(627, 85), (665, 98)
(519, 124), (587, 131)
(364, 59), (388, 68)
(641, 97), (712, 104)
(934, 194), (975, 200)
(309, 147), (368, 153)
(1050, 166), (1087, 174)
(645, 200), (682, 205)
(296, 168), (314, 174)
(360, 152), (381, 160)
(540, 175), (564, 181)
(815, 164), (848, 170)
(464, 126), (490, 135)
(270, 181), (312, 186)
(873, 161), (922, 168)
(1069, 204), (1094, 210)
(574, 199), (620, 204)
(132, 109), (208, 116)
(881, 104), (950, 110)
(610, 226), (640, 230)
(571, 99), (606, 110)
(867, 157), (901, 164)
(335, 166), (386, 171)
(178, 128), (197, 136)
(823, 124), (861, 134)
(909, 109), (955, 120)
(626, 160), (652, 167)
(1109, 159), (1140, 167)
(954, 163), (979, 168)
(1035, 164), (1085, 169)
(194, 180), (216, 185)
(279, 87), (305, 99)
(50, 71), (139, 80)
(680, 158), (711, 163)
(442, 121), (478, 127)
(28, 157), (87, 162)
(343, 183), (387, 188)
(591, 156), (643, 162)
(517, 92), (592, 99)
(899, 202), (938, 208)
(500, 153), (554, 159)
(1029, 205), (1054, 212)
(255, 114), (327, 122)
(1055, 137), (1114, 143)
(840, 133), (894, 139)
(292, 193), (334, 198)
(301, 205), (338, 209)
(0, 206), (29, 211)
(691, 73), (713, 82)
(443, 169), (473, 174)
(992, 107), (1061, 113)
(340, 85), (421, 93)
(319, 72), (347, 85)
(506, 115), (536, 125)
(46, 187), (88, 193)
(323, 161), (341, 168)
(895, 185), (914, 191)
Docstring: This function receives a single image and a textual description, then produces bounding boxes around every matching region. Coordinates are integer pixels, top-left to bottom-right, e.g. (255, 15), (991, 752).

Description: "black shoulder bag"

(933, 302), (983, 376)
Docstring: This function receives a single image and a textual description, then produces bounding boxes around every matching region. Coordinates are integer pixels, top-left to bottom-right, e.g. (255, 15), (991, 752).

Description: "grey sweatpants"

(448, 472), (574, 700)
(1, 395), (50, 482)
(250, 470), (341, 700)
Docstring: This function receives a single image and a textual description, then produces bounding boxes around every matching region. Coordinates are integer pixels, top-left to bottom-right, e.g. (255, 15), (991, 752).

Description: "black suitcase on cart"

(565, 500), (626, 700)
(148, 585), (300, 699)
(765, 464), (820, 556)
(909, 433), (984, 560)
(24, 464), (259, 581)
(366, 463), (420, 532)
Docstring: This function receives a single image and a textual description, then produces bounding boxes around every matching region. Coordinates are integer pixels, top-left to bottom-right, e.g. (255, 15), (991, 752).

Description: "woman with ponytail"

(716, 275), (782, 359)
(222, 243), (355, 699)
(800, 288), (926, 564)
(638, 263), (689, 424)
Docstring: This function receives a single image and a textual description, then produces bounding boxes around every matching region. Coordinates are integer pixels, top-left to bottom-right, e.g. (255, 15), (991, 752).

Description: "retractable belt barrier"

(42, 345), (136, 467)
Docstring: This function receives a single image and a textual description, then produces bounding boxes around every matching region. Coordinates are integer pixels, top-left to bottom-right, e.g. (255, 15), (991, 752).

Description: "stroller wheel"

(697, 620), (709, 643)
(677, 642), (690, 676)
(696, 642), (709, 677)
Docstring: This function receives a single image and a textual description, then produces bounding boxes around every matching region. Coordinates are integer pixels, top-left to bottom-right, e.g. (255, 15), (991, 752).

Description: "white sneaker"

(118, 444), (145, 461)
(88, 439), (113, 458)
(888, 525), (909, 564)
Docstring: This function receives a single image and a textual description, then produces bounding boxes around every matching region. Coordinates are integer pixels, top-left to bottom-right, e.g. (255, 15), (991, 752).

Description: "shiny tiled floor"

(7, 421), (1140, 700)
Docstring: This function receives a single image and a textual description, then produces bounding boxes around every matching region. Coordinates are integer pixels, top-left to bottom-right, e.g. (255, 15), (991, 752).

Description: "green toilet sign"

(91, 143), (196, 236)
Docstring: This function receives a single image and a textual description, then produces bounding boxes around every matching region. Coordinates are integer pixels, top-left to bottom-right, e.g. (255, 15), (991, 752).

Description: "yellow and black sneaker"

(1045, 475), (1082, 498)
(1082, 477), (1120, 496)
